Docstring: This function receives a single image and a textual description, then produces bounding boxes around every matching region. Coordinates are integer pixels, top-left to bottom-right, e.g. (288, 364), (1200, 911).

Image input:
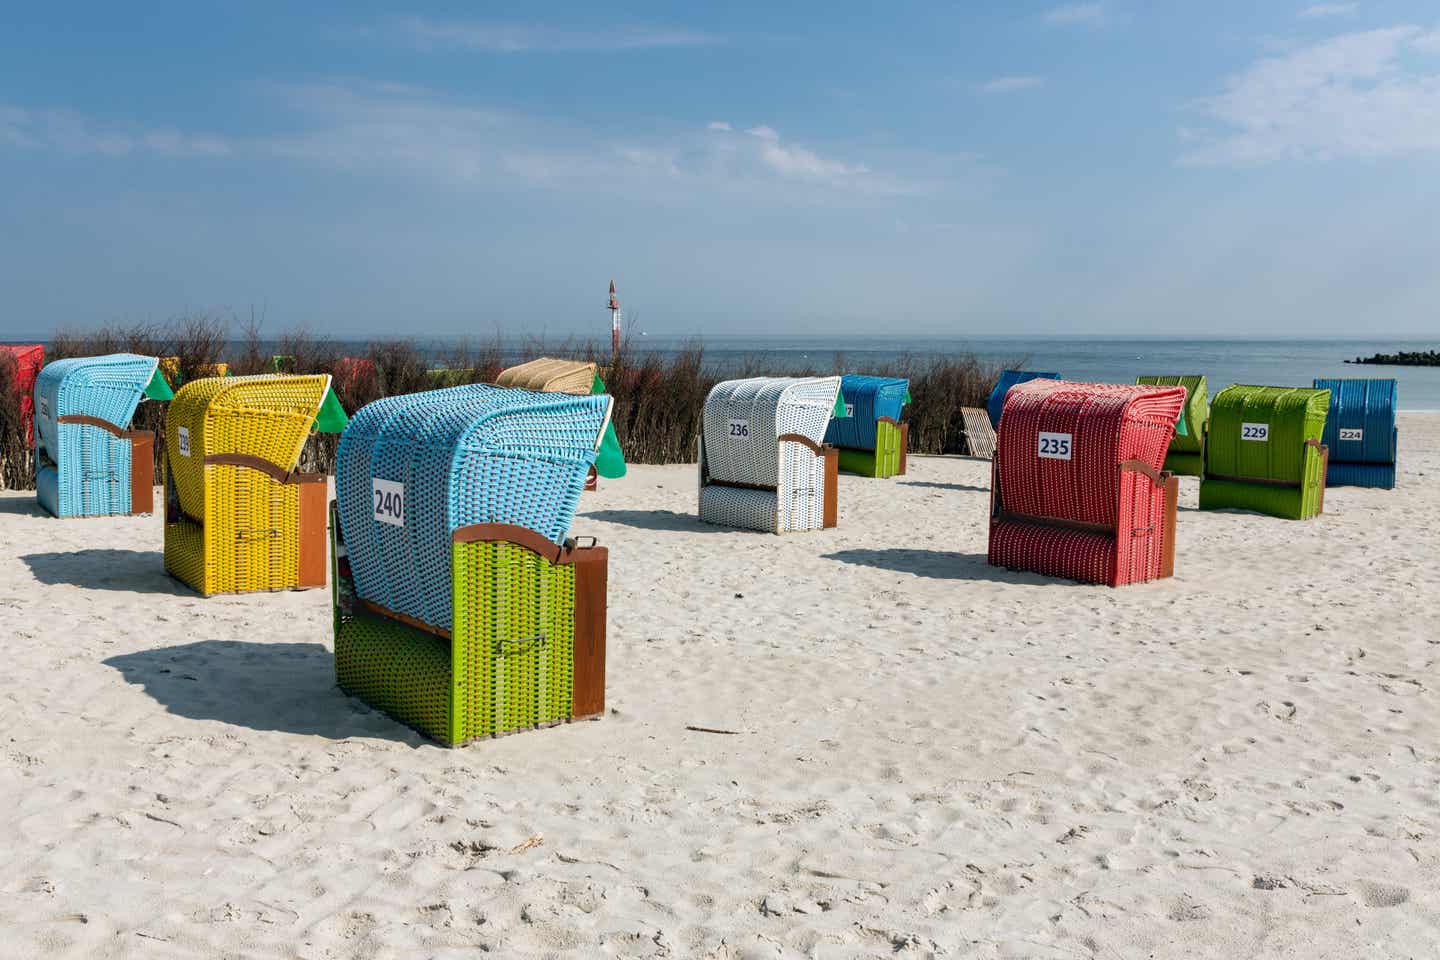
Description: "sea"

(9, 335), (1440, 409)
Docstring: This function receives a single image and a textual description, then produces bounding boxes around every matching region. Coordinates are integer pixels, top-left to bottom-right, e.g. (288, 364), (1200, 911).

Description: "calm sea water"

(622, 336), (1440, 410)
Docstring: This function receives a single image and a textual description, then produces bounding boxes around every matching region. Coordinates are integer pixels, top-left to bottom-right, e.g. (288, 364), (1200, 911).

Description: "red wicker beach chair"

(988, 379), (1186, 586)
(2, 344), (44, 446)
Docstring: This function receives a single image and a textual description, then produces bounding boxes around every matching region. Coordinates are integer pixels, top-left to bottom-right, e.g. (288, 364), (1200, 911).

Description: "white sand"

(2, 413), (1437, 959)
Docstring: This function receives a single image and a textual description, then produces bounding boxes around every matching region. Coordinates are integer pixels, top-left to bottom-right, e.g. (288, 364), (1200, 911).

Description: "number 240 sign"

(372, 478), (404, 526)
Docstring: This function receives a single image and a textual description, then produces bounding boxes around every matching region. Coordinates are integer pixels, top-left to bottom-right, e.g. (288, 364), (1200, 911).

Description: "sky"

(2, 1), (1438, 339)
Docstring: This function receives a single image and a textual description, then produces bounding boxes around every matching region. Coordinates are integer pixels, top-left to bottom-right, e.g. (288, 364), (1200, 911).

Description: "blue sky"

(2, 2), (1438, 338)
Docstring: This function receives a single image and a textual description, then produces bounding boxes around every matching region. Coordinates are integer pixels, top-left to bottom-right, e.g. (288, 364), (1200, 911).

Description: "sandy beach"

(1, 412), (1436, 959)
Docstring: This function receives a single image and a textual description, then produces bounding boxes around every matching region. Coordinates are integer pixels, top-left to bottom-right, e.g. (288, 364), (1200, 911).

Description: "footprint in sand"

(1355, 880), (1411, 908)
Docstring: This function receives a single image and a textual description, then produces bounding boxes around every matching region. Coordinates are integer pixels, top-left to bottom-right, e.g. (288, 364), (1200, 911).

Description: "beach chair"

(1136, 375), (1208, 477)
(1313, 378), (1397, 489)
(961, 406), (997, 458)
(987, 370), (1059, 430)
(331, 384), (613, 746)
(2, 344), (44, 447)
(989, 379), (1185, 586)
(495, 357), (627, 488)
(163, 374), (348, 595)
(1199, 385), (1330, 520)
(33, 354), (172, 517)
(159, 357), (229, 389)
(824, 375), (910, 478)
(698, 376), (842, 533)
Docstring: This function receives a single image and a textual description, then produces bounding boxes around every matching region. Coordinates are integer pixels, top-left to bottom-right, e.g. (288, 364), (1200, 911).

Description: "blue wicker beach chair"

(824, 375), (910, 478)
(33, 353), (173, 518)
(1313, 378), (1397, 489)
(332, 384), (613, 745)
(698, 376), (843, 533)
(988, 370), (1059, 430)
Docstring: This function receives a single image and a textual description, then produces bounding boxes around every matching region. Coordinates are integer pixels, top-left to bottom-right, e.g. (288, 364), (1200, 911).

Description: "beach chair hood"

(1314, 378), (1397, 488)
(824, 375), (909, 451)
(335, 383), (612, 631)
(34, 354), (160, 455)
(701, 376), (841, 487)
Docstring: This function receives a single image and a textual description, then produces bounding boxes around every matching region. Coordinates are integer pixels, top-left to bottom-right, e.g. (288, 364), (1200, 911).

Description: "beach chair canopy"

(495, 356), (625, 479)
(2, 344), (45, 445)
(1207, 386), (1329, 485)
(159, 356), (229, 389)
(496, 357), (597, 395)
(990, 379), (1185, 585)
(824, 375), (909, 451)
(166, 374), (343, 522)
(34, 354), (167, 453)
(335, 384), (612, 631)
(1314, 378), (1397, 488)
(702, 376), (842, 487)
(988, 370), (1059, 429)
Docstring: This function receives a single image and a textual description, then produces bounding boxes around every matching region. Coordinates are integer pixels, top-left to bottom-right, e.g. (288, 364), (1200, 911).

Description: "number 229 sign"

(1241, 422), (1269, 441)
(1037, 432), (1072, 460)
(372, 478), (404, 526)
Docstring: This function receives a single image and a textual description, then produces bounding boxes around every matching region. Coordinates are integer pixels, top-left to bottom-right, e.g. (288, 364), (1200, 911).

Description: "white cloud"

(0, 105), (230, 157)
(706, 120), (732, 131)
(1182, 26), (1440, 165)
(979, 75), (1045, 93)
(1415, 29), (1440, 53)
(744, 124), (779, 142)
(1299, 3), (1357, 18)
(1043, 4), (1103, 26)
(395, 17), (717, 53)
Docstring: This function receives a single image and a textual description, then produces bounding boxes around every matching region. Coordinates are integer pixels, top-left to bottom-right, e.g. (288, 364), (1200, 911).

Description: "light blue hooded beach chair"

(34, 353), (173, 517)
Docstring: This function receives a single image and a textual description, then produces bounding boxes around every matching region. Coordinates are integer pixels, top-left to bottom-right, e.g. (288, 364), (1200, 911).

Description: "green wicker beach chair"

(1136, 375), (1208, 476)
(1199, 385), (1330, 520)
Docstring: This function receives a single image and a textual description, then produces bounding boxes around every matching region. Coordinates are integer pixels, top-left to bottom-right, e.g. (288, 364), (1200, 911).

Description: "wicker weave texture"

(335, 385), (610, 631)
(988, 370), (1059, 430)
(495, 357), (597, 395)
(1314, 378), (1397, 488)
(837, 420), (904, 478)
(824, 376), (908, 451)
(33, 354), (157, 517)
(989, 379), (1184, 585)
(3, 344), (44, 446)
(1200, 385), (1329, 519)
(701, 377), (839, 486)
(163, 374), (330, 594)
(332, 516), (581, 746)
(1136, 375), (1208, 455)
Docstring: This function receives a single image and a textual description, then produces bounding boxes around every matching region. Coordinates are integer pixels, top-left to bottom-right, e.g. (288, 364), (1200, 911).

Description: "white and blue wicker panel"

(699, 484), (778, 532)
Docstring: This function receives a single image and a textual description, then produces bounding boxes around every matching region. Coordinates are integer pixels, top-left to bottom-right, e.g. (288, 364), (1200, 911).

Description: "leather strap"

(56, 415), (151, 440)
(451, 522), (588, 565)
(204, 453), (325, 484)
(777, 433), (825, 456)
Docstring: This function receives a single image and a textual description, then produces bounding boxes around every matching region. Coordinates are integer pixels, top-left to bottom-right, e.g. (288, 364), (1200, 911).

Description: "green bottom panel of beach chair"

(837, 420), (905, 479)
(1162, 451), (1204, 477)
(335, 607), (455, 743)
(1198, 475), (1324, 520)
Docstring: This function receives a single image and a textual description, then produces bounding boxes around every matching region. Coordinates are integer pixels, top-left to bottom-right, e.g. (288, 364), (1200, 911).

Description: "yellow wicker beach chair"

(163, 374), (345, 595)
(495, 357), (598, 395)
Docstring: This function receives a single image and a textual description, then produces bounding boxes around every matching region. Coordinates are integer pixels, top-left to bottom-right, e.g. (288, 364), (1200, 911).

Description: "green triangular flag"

(313, 386), (349, 433)
(832, 391), (848, 418)
(590, 373), (627, 479)
(143, 367), (175, 401)
(903, 388), (912, 406)
(1175, 405), (1189, 438)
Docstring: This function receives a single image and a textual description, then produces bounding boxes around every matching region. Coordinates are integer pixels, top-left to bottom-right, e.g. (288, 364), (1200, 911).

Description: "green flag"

(313, 386), (349, 434)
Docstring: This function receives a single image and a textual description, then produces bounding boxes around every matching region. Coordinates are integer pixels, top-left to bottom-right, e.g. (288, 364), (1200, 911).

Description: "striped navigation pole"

(608, 279), (621, 360)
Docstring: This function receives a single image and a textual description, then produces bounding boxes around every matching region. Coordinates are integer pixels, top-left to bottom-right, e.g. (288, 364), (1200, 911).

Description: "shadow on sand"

(896, 480), (990, 494)
(0, 497), (47, 517)
(824, 548), (1084, 586)
(104, 640), (422, 744)
(21, 549), (192, 595)
(580, 508), (733, 534)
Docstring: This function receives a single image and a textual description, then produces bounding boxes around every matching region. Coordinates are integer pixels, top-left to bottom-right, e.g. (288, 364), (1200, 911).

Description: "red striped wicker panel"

(990, 380), (1185, 586)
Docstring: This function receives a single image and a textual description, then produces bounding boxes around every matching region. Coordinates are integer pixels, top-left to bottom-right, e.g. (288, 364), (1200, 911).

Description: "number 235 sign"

(1037, 431), (1072, 461)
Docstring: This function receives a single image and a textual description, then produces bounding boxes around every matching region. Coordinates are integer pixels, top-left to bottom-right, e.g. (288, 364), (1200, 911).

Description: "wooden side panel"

(129, 432), (154, 515)
(571, 546), (608, 719)
(584, 465), (598, 492)
(1317, 447), (1328, 516)
(898, 422), (909, 476)
(822, 446), (839, 529)
(296, 479), (329, 588)
(1161, 475), (1179, 579)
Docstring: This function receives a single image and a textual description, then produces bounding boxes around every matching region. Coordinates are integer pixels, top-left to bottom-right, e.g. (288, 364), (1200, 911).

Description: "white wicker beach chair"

(698, 376), (842, 533)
